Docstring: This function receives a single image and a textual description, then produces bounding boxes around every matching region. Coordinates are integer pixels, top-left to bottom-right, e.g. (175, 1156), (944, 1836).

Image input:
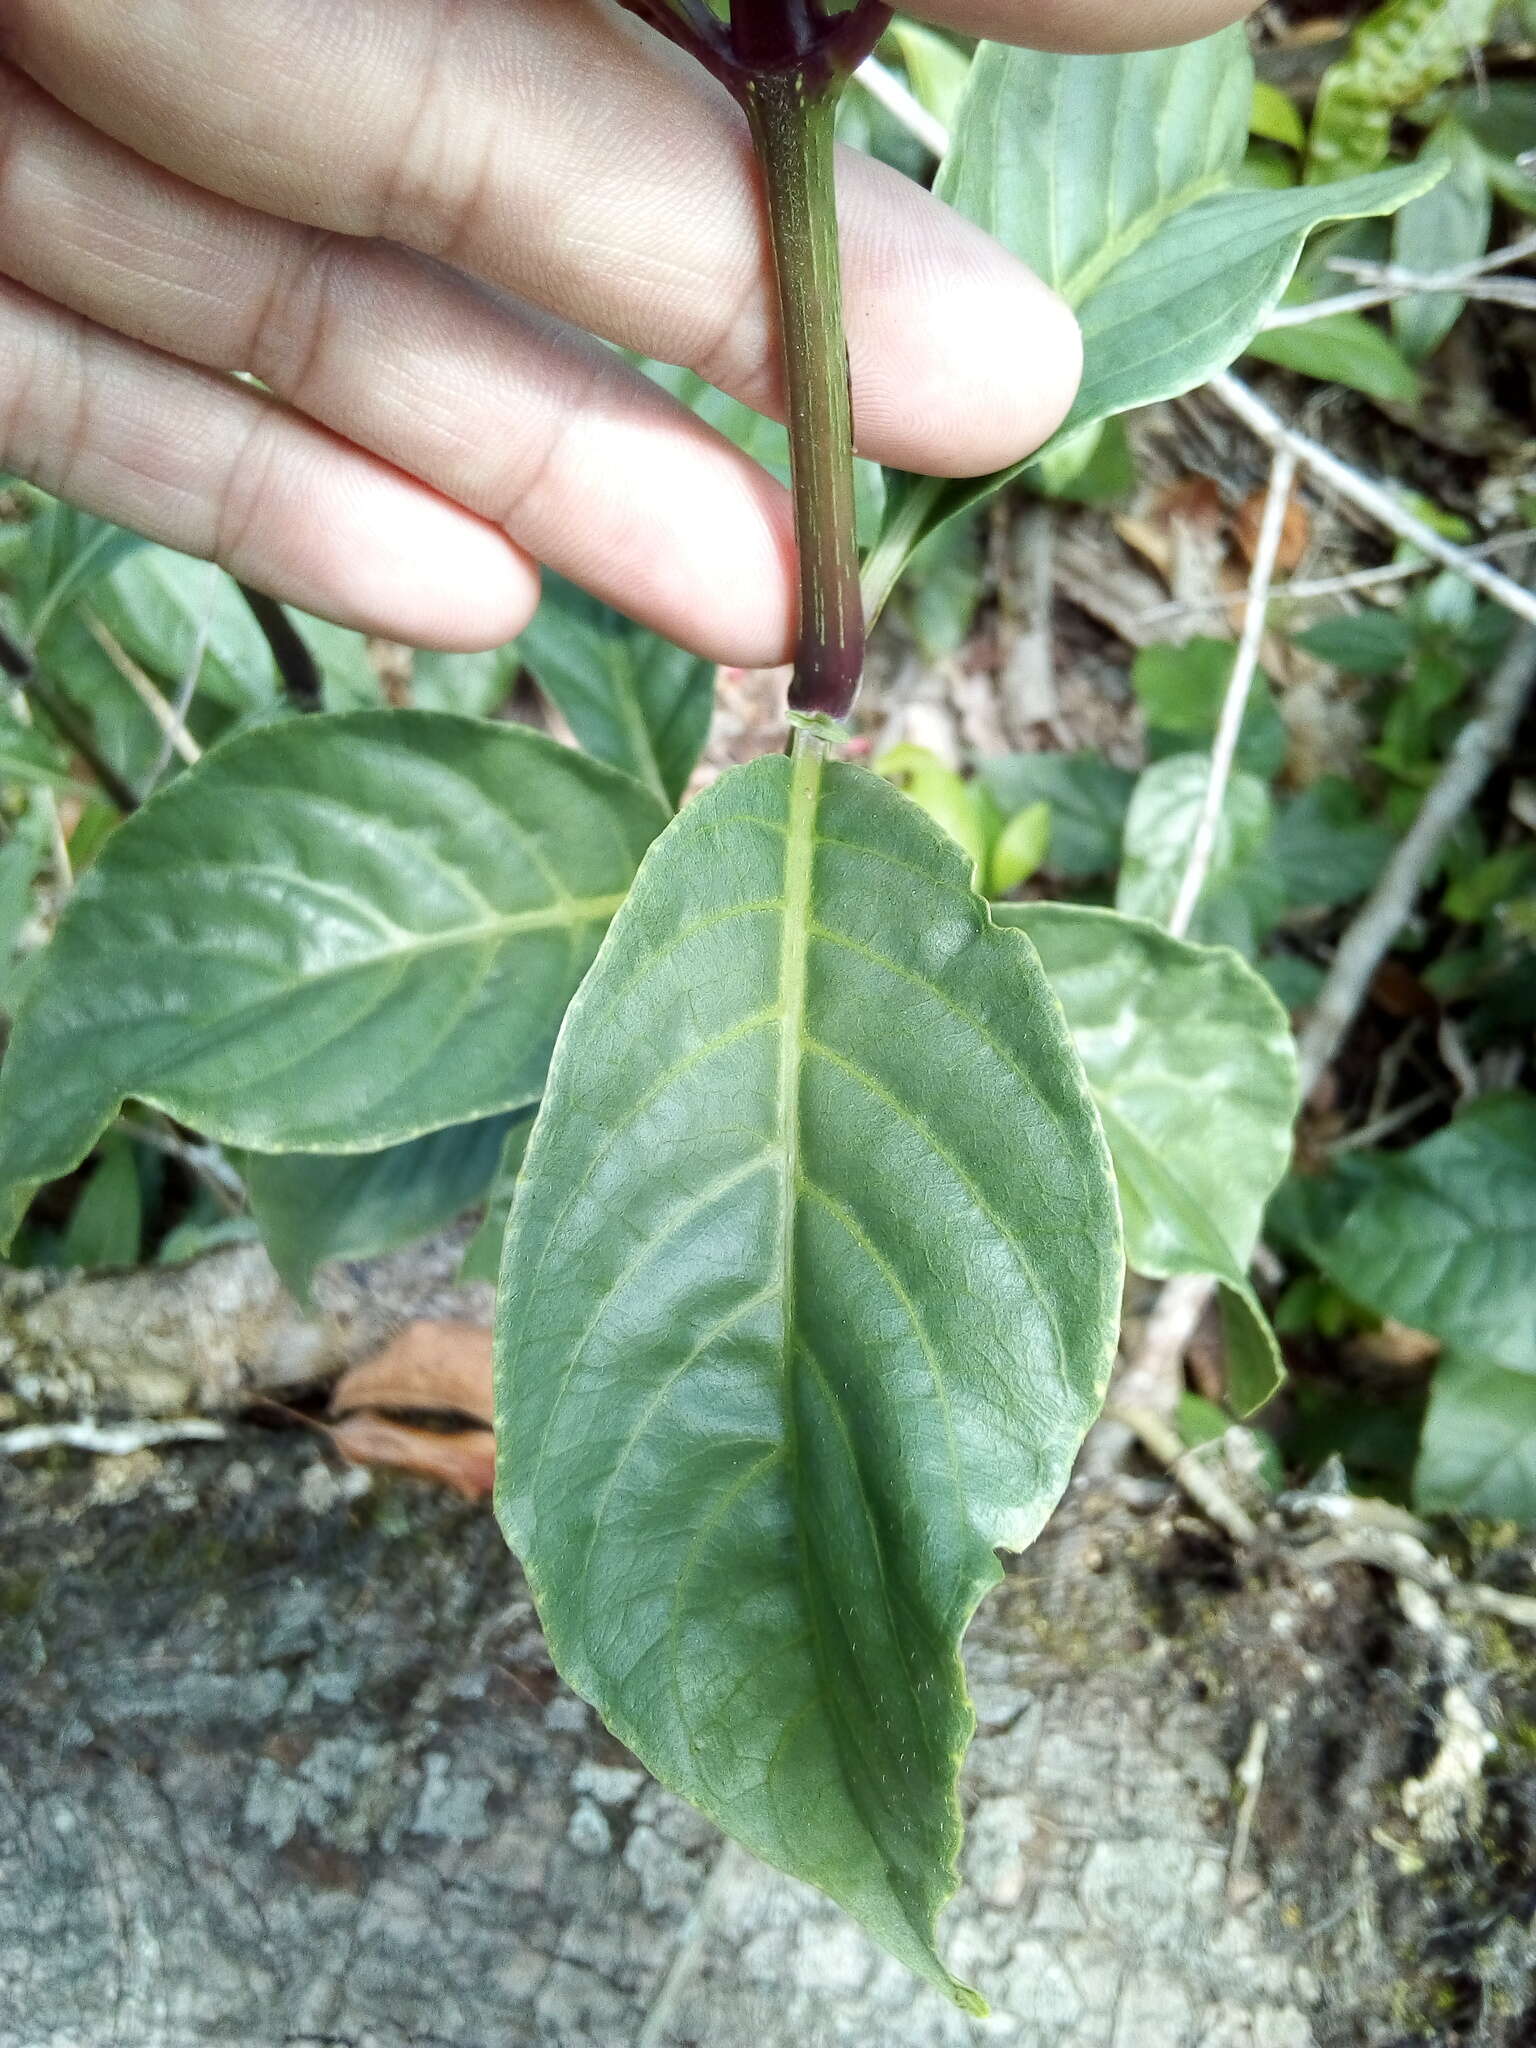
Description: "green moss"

(0, 1569), (42, 1618)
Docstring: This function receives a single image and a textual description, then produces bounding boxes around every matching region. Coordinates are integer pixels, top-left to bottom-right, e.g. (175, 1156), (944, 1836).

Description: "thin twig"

(80, 612), (200, 768)
(1210, 374), (1536, 634)
(854, 55), (951, 158)
(1262, 229), (1536, 329)
(148, 558), (220, 787)
(238, 586), (323, 711)
(1228, 1717), (1270, 1905)
(1169, 446), (1297, 938)
(0, 1418), (227, 1458)
(1109, 1402), (1262, 1546)
(1137, 530), (1536, 625)
(1297, 623), (1536, 1095)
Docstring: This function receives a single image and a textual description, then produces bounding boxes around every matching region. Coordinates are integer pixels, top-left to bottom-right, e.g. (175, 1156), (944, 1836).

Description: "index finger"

(906, 0), (1259, 52)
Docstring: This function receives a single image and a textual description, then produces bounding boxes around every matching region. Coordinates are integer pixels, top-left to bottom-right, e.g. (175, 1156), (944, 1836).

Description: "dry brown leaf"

(1350, 1322), (1443, 1372)
(330, 1320), (493, 1425)
(327, 1413), (495, 1500)
(1235, 486), (1309, 573)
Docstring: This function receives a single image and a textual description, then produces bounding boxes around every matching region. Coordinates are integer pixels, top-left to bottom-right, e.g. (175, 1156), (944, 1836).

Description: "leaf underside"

(0, 711), (669, 1247)
(495, 753), (1123, 2006)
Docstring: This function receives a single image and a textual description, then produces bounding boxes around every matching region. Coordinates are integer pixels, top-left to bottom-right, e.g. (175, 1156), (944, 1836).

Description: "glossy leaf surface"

(244, 1113), (518, 1304)
(0, 712), (668, 1246)
(866, 27), (1438, 594)
(995, 904), (1298, 1407)
(495, 751), (1122, 2006)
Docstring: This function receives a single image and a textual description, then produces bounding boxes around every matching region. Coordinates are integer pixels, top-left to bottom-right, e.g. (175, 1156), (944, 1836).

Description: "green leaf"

(988, 802), (1051, 896)
(459, 1116), (535, 1284)
(60, 1135), (143, 1271)
(1307, 0), (1500, 183)
(411, 646), (519, 719)
(0, 711), (90, 796)
(872, 744), (990, 880)
(1251, 80), (1307, 152)
(883, 19), (973, 129)
(995, 903), (1298, 1409)
(1415, 1354), (1536, 1523)
(1116, 753), (1282, 954)
(1391, 119), (1492, 360)
(494, 750), (1122, 2007)
(864, 28), (1441, 597)
(1293, 610), (1415, 675)
(518, 576), (715, 808)
(0, 804), (49, 1013)
(0, 711), (669, 1247)
(1131, 638), (1288, 777)
(6, 493), (146, 640)
(91, 549), (276, 714)
(975, 751), (1134, 877)
(1318, 1095), (1536, 1375)
(244, 1113), (519, 1304)
(1246, 312), (1421, 405)
(1272, 776), (1395, 908)
(1449, 83), (1536, 215)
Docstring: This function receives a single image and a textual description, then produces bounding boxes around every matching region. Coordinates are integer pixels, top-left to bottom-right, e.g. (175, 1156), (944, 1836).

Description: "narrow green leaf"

(1390, 119), (1492, 360)
(1131, 638), (1288, 777)
(0, 711), (90, 796)
(91, 549), (276, 713)
(495, 752), (1122, 2006)
(518, 576), (715, 808)
(866, 28), (1441, 595)
(1293, 611), (1415, 675)
(995, 903), (1298, 1408)
(60, 1136), (143, 1272)
(459, 1116), (535, 1284)
(0, 711), (669, 1247)
(1246, 311), (1421, 405)
(1251, 80), (1307, 152)
(244, 1113), (519, 1304)
(1318, 1095), (1536, 1374)
(1415, 1354), (1536, 1523)
(1272, 777), (1395, 909)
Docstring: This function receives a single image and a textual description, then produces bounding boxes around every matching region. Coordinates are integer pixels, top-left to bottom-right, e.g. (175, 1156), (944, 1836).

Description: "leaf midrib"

(1059, 168), (1231, 308)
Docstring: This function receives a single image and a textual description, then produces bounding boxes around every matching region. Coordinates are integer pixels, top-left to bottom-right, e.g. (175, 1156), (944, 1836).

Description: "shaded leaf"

(1391, 119), (1492, 360)
(1318, 1095), (1536, 1375)
(412, 645), (519, 719)
(495, 751), (1122, 2007)
(0, 711), (669, 1247)
(1415, 1354), (1536, 1523)
(459, 1116), (535, 1285)
(60, 1136), (143, 1272)
(1272, 777), (1395, 908)
(1246, 311), (1421, 405)
(245, 1114), (517, 1304)
(1293, 610), (1415, 675)
(1131, 638), (1288, 778)
(996, 903), (1298, 1408)
(975, 752), (1134, 877)
(518, 575), (715, 807)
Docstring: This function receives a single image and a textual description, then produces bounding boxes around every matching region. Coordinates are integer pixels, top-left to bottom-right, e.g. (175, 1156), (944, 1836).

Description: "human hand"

(0, 1), (1254, 662)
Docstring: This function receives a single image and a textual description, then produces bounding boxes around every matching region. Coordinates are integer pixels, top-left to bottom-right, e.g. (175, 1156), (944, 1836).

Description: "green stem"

(744, 72), (864, 722)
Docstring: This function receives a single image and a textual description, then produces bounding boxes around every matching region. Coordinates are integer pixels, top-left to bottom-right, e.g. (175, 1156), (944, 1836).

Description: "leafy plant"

(0, 6), (1449, 2006)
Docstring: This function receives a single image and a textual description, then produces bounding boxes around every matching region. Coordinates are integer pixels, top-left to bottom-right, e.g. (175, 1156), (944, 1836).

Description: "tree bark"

(1, 1247), (1533, 2046)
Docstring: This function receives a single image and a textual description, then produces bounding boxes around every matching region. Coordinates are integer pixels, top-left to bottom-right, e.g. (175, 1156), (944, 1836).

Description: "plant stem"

(744, 70), (864, 720)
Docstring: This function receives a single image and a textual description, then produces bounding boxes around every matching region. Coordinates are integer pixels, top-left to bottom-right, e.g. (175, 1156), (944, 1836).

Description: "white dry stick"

(1169, 445), (1298, 938)
(1262, 228), (1536, 328)
(1, 1417), (227, 1458)
(1138, 528), (1536, 627)
(1297, 621), (1536, 1095)
(1210, 374), (1536, 634)
(82, 612), (202, 766)
(854, 55), (952, 160)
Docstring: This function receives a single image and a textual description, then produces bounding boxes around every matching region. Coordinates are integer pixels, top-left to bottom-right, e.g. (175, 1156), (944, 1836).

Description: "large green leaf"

(996, 904), (1299, 1409)
(1390, 119), (1491, 360)
(518, 576), (715, 808)
(1415, 1354), (1536, 1524)
(494, 749), (1122, 2007)
(864, 27), (1439, 601)
(0, 711), (669, 1247)
(244, 1113), (519, 1304)
(1318, 1095), (1536, 1375)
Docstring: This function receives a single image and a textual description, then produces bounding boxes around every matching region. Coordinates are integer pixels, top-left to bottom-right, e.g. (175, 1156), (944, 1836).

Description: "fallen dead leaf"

(1236, 485), (1309, 573)
(330, 1320), (493, 1426)
(328, 1412), (495, 1500)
